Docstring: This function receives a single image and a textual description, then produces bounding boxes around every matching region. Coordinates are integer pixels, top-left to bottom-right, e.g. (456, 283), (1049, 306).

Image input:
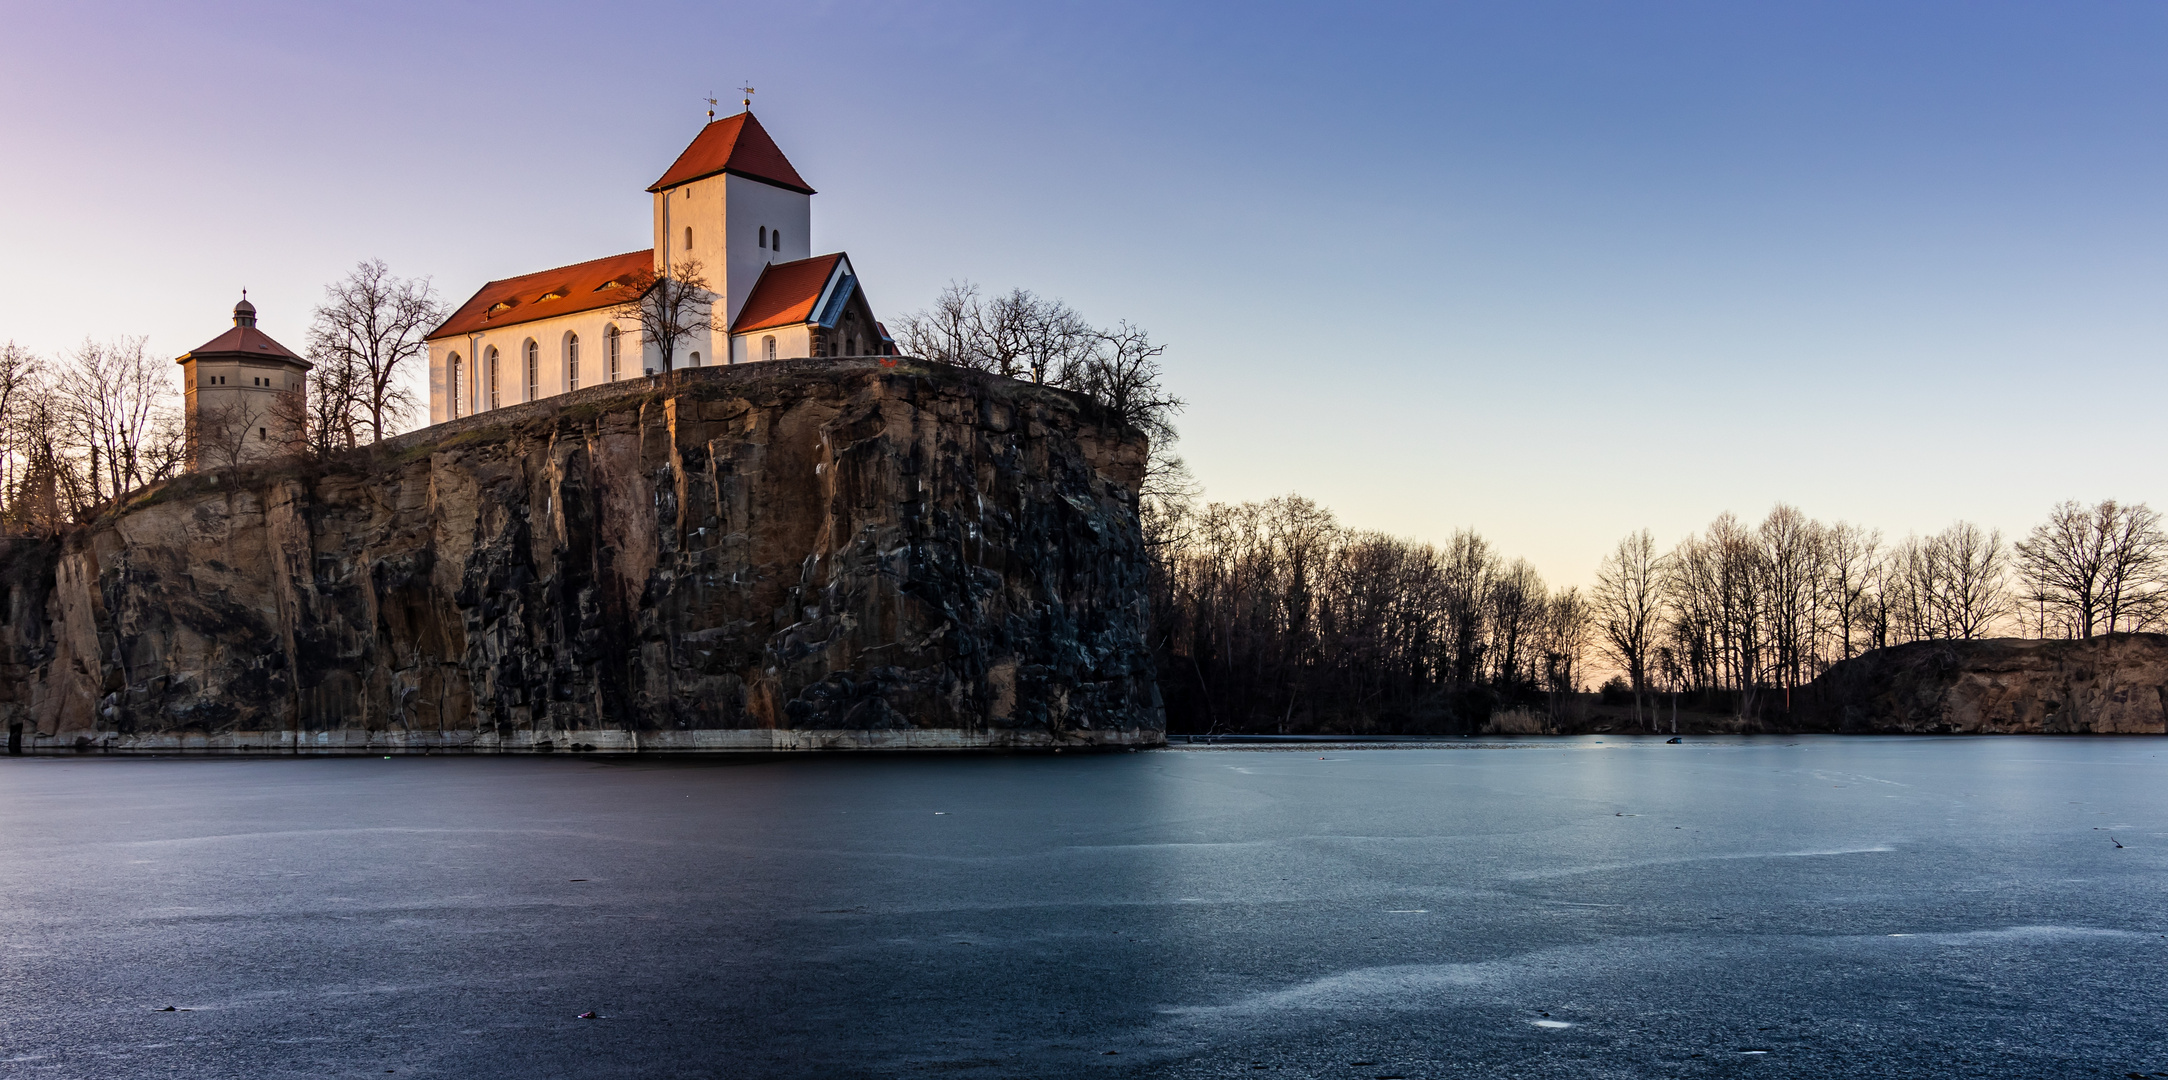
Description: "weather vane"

(706, 93), (717, 122)
(740, 83), (755, 111)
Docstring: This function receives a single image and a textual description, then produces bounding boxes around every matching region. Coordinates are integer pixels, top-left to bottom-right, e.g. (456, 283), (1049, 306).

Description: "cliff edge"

(0, 359), (1163, 753)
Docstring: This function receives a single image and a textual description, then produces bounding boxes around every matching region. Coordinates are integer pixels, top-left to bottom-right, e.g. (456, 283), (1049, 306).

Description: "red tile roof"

(731, 254), (846, 333)
(648, 112), (814, 195)
(176, 326), (308, 367)
(429, 249), (653, 340)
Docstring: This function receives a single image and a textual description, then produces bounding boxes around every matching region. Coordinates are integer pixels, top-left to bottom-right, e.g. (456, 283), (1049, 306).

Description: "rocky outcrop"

(1793, 634), (2168, 734)
(0, 359), (1162, 753)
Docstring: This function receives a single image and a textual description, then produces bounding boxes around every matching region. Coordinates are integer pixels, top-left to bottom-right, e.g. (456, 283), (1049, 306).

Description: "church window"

(772, 229), (781, 250)
(685, 226), (694, 251)
(566, 334), (580, 391)
(763, 336), (776, 361)
(606, 325), (621, 381)
(449, 354), (463, 416)
(487, 347), (500, 409)
(689, 351), (701, 367)
(524, 340), (538, 401)
(759, 226), (767, 247)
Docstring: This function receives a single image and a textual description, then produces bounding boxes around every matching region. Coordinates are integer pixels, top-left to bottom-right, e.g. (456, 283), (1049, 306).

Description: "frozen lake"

(0, 737), (2162, 1078)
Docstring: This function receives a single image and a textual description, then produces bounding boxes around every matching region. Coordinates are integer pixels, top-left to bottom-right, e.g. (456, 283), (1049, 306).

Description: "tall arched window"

(606, 325), (620, 381)
(771, 229), (781, 250)
(448, 353), (463, 416)
(523, 340), (538, 401)
(684, 226), (693, 251)
(486, 347), (500, 409)
(565, 333), (580, 391)
(759, 226), (767, 247)
(763, 335), (776, 361)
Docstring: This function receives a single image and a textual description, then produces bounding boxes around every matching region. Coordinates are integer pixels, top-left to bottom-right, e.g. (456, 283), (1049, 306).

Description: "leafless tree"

(307, 259), (444, 442)
(612, 258), (716, 374)
(2016, 500), (2168, 637)
(191, 397), (270, 475)
(1595, 529), (1665, 727)
(893, 281), (980, 368)
(55, 337), (180, 502)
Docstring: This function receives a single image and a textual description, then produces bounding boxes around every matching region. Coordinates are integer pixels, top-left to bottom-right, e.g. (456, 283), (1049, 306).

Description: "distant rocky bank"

(1503, 633), (2168, 737)
(0, 359), (1163, 753)
(1786, 633), (2168, 735)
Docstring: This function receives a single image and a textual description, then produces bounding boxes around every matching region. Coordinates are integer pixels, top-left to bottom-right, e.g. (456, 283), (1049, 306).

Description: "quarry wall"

(0, 359), (1163, 753)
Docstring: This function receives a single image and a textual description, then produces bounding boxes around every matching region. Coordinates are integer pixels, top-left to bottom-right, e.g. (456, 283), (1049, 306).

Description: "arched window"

(772, 229), (781, 250)
(758, 226), (766, 247)
(486, 347), (500, 409)
(449, 353), (463, 416)
(565, 333), (580, 391)
(689, 351), (701, 367)
(524, 340), (538, 401)
(606, 325), (620, 381)
(763, 335), (776, 361)
(685, 226), (693, 251)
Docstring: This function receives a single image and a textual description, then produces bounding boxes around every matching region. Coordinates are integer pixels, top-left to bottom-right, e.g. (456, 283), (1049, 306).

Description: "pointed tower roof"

(647, 111), (814, 195)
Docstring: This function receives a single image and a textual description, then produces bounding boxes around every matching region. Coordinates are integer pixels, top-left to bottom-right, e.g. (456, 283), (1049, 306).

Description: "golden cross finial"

(740, 83), (755, 111)
(705, 93), (717, 122)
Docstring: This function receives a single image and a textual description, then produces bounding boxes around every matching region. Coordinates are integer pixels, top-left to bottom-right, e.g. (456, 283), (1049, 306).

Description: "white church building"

(425, 111), (891, 424)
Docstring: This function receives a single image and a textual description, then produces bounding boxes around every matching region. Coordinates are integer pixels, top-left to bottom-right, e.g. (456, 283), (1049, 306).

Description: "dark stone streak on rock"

(0, 360), (1161, 752)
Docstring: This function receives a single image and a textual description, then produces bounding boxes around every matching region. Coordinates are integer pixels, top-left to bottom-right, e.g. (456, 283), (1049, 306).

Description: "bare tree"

(56, 337), (179, 502)
(893, 281), (980, 368)
(2017, 500), (2168, 637)
(612, 258), (716, 374)
(1595, 529), (1665, 728)
(307, 259), (444, 442)
(192, 397), (269, 475)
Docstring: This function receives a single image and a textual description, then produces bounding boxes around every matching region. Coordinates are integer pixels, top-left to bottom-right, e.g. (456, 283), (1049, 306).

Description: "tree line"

(1591, 500), (2168, 727)
(1143, 493), (2168, 734)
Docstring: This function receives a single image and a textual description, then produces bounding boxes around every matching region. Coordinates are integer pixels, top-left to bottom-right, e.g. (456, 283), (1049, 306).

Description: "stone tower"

(175, 296), (312, 470)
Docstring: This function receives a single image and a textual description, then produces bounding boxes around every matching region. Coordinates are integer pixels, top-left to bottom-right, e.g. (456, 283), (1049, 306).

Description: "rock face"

(0, 359), (1162, 753)
(1793, 634), (2168, 734)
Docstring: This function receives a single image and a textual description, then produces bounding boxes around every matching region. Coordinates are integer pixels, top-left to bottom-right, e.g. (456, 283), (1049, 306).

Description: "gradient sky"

(2, 1), (2163, 588)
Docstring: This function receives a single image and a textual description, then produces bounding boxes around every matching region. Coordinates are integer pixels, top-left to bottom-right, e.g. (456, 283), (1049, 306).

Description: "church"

(424, 110), (891, 424)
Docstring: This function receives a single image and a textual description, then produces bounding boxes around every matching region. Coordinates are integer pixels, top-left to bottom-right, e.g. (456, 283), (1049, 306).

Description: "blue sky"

(2, 1), (2163, 586)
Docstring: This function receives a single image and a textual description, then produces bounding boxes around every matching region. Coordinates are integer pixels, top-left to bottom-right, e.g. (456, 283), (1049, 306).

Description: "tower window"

(606, 325), (621, 381)
(759, 226), (767, 247)
(685, 226), (693, 251)
(772, 229), (781, 250)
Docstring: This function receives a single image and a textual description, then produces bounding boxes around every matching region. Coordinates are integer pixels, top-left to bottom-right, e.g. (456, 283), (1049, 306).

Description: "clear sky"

(2, 1), (2163, 588)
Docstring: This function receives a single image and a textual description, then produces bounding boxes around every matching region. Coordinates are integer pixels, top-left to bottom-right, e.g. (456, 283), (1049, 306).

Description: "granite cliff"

(1791, 633), (2168, 734)
(0, 359), (1162, 753)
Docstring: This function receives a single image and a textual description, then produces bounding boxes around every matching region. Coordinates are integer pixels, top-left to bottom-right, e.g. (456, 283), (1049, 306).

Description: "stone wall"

(0, 359), (1163, 753)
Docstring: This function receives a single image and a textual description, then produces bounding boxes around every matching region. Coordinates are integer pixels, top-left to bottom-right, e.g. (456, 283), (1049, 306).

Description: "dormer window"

(537, 289), (567, 303)
(486, 300), (515, 318)
(595, 279), (622, 291)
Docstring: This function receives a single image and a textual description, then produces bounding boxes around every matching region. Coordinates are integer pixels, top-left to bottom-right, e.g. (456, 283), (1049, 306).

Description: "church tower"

(175, 296), (312, 470)
(646, 110), (814, 332)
